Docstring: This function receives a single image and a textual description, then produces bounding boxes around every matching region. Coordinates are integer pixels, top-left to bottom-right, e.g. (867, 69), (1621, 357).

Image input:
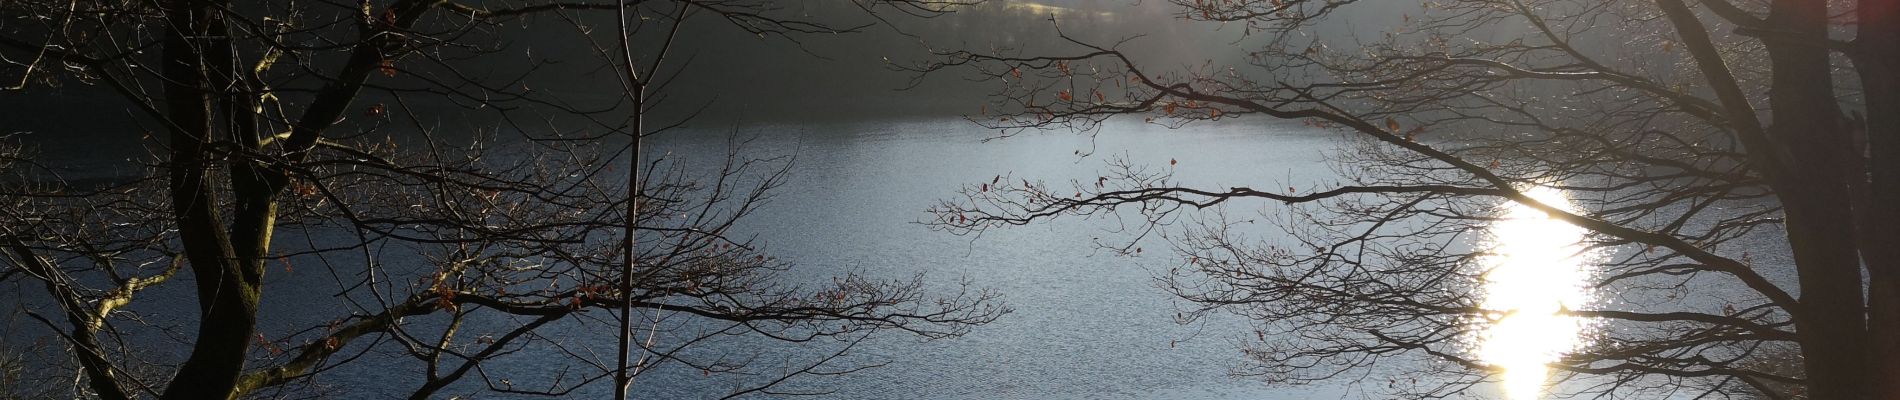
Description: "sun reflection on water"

(1473, 186), (1598, 400)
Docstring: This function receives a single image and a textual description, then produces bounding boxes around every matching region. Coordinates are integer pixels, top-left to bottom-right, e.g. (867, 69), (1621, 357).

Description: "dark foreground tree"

(915, 0), (1896, 398)
(0, 0), (999, 398)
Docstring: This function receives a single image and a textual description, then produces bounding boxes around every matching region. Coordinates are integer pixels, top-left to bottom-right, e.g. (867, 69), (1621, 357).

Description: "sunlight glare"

(1473, 186), (1597, 400)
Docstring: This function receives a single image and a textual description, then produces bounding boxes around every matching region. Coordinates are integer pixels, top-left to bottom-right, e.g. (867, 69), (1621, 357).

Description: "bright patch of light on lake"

(1472, 186), (1599, 400)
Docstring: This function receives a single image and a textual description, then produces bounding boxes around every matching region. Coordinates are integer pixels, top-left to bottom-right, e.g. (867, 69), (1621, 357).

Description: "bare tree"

(0, 0), (1000, 399)
(911, 0), (1897, 398)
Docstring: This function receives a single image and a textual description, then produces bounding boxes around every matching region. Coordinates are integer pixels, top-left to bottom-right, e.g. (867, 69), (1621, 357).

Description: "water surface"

(612, 117), (1353, 399)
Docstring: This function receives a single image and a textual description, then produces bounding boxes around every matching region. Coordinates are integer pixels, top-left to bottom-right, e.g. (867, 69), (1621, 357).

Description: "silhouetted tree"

(914, 0), (1897, 398)
(0, 0), (999, 398)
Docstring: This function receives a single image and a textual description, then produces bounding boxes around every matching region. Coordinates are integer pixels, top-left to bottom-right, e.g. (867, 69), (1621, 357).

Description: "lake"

(11, 115), (1776, 399)
(593, 116), (1355, 399)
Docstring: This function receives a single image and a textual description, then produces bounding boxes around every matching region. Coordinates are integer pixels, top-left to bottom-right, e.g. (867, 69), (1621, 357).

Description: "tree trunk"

(156, 1), (266, 399)
(1855, 0), (1900, 398)
(1763, 1), (1870, 398)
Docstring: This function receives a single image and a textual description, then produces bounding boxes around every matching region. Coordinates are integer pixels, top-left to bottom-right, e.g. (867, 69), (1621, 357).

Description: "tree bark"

(1761, 1), (1870, 398)
(156, 0), (263, 399)
(1855, 0), (1900, 398)
(155, 1), (438, 397)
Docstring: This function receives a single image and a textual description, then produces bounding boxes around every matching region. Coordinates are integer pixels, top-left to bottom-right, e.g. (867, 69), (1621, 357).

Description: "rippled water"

(1472, 186), (1599, 400)
(326, 116), (1348, 399)
(619, 117), (1351, 399)
(391, 117), (1789, 400)
(6, 116), (1508, 398)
